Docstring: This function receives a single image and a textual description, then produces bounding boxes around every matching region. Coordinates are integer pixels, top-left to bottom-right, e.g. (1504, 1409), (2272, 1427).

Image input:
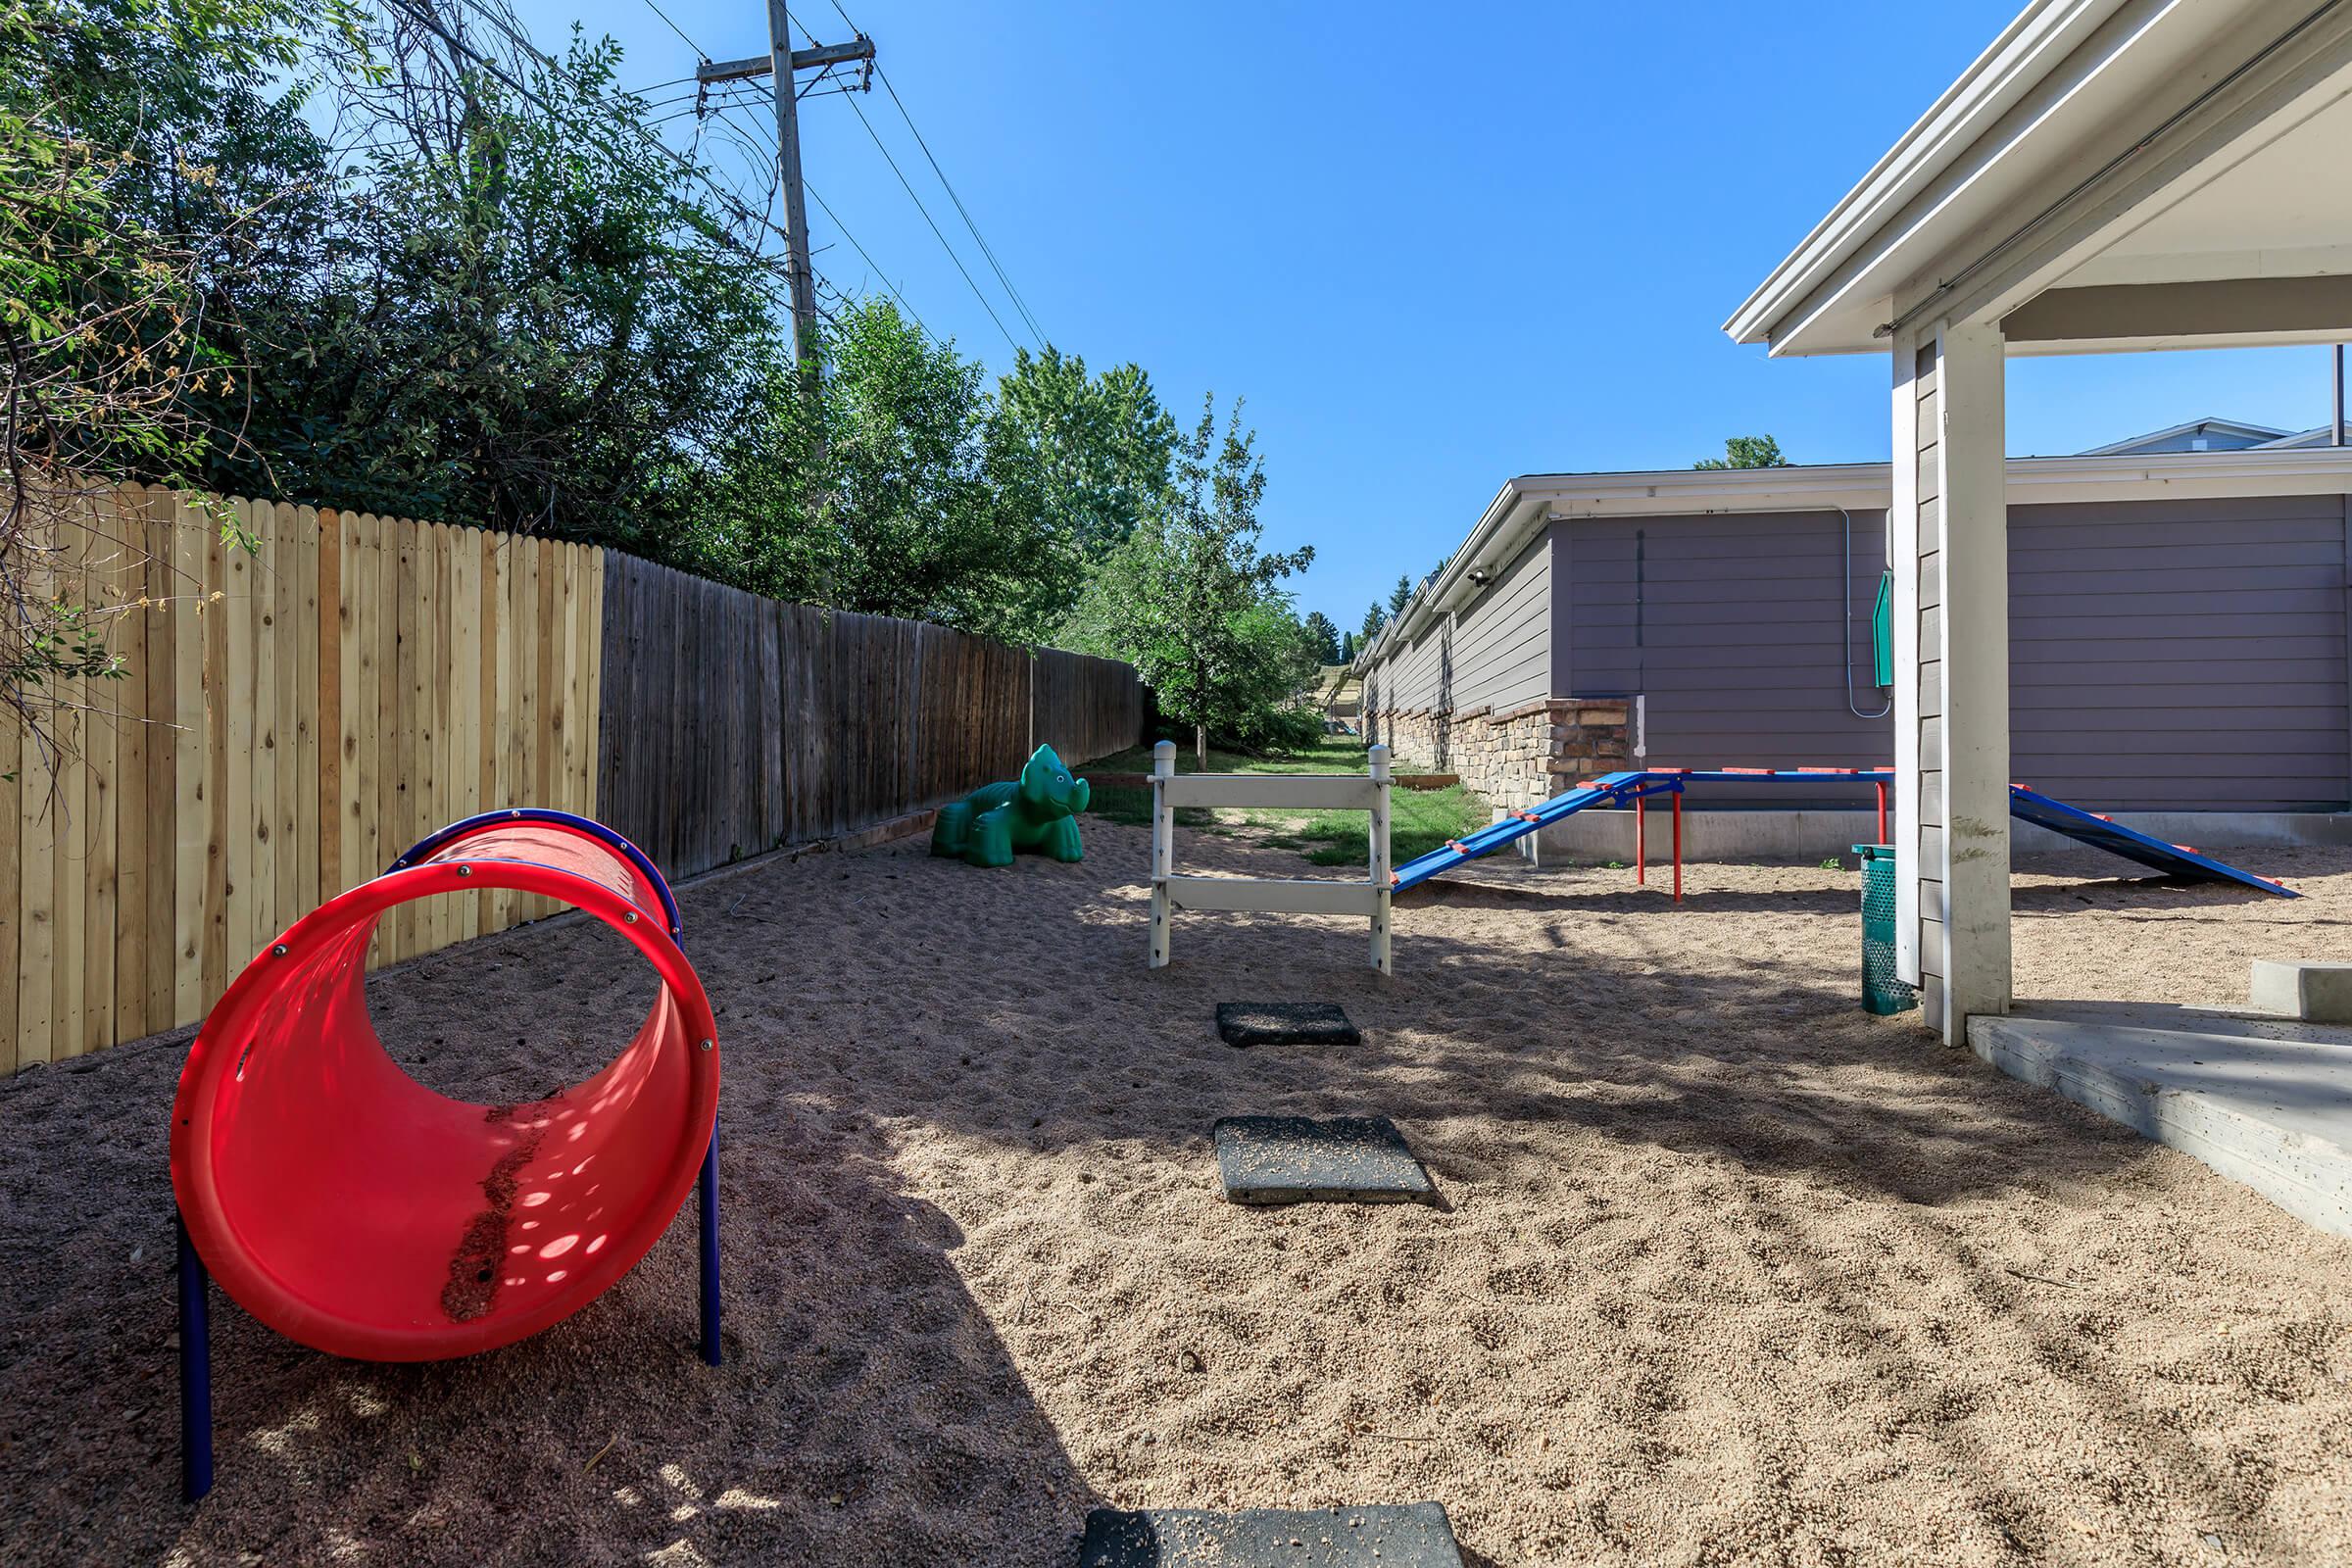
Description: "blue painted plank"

(1386, 767), (2295, 898)
(2007, 787), (2297, 898)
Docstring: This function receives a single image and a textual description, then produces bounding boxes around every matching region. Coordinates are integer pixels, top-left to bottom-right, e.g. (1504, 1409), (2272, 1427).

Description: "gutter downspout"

(1843, 507), (1893, 720)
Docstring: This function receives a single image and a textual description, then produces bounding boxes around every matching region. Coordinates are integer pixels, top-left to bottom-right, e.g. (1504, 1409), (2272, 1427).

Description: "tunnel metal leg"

(177, 1211), (215, 1501)
(697, 1122), (721, 1366)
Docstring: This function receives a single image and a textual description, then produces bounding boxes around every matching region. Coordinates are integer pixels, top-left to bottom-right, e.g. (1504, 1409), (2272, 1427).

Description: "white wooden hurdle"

(1148, 740), (1393, 973)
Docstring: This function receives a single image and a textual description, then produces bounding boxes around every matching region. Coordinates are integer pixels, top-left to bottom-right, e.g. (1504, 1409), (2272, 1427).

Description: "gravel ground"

(3, 824), (2349, 1567)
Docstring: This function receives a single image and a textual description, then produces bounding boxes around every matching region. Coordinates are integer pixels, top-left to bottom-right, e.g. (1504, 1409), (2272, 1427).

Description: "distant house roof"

(2078, 417), (2288, 456)
(2247, 425), (2346, 450)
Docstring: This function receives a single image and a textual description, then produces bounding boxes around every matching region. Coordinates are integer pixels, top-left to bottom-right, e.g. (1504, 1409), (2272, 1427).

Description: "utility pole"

(2334, 343), (2345, 447)
(698, 11), (874, 390)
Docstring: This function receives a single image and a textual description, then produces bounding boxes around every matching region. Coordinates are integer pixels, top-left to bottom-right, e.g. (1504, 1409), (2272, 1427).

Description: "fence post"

(1368, 744), (1392, 974)
(1150, 740), (1174, 967)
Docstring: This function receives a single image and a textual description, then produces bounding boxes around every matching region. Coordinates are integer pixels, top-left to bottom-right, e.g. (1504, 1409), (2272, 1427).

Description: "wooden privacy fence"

(593, 552), (1147, 876)
(3, 484), (603, 1075)
(3, 485), (1144, 1074)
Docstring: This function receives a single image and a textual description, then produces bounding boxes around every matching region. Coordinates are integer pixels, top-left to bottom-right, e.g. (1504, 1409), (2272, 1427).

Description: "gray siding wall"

(1450, 529), (1552, 711)
(1359, 531), (1551, 747)
(2009, 494), (2349, 809)
(1381, 616), (1447, 711)
(1560, 511), (1892, 804)
(1557, 494), (2352, 811)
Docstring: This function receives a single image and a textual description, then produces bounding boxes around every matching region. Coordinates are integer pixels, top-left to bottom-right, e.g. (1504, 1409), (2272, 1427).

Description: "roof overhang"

(1725, 0), (2352, 357)
(1353, 446), (2352, 666)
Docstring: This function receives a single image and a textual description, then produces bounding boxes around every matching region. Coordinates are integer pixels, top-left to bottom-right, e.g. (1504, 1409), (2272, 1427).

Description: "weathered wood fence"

(2, 485), (1144, 1073)
(593, 552), (1145, 877)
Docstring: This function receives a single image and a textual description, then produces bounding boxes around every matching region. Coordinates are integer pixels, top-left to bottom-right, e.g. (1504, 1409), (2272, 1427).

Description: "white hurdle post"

(1147, 740), (1395, 972)
(1368, 744), (1392, 974)
(1149, 740), (1174, 967)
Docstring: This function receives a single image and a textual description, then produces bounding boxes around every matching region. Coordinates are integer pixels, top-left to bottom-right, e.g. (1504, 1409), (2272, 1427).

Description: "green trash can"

(1853, 844), (1919, 1016)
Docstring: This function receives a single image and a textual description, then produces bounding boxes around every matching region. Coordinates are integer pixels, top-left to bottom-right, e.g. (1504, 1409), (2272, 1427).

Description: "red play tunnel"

(170, 811), (719, 1364)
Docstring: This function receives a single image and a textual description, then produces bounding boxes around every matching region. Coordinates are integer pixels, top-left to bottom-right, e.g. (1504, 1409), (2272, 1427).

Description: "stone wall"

(1370, 697), (1631, 811)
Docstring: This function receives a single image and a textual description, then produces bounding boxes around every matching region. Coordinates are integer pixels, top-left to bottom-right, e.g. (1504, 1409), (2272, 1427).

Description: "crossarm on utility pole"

(691, 10), (873, 402)
(695, 36), (874, 85)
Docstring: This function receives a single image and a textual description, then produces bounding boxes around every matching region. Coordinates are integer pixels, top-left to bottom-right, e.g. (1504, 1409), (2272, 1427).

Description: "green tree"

(1301, 610), (1343, 664)
(1360, 602), (1386, 641)
(984, 346), (1178, 637)
(2, 0), (324, 760)
(214, 30), (780, 547)
(1694, 434), (1790, 469)
(1387, 573), (1412, 614)
(1341, 629), (1356, 662)
(702, 298), (1051, 636)
(1064, 396), (1313, 765)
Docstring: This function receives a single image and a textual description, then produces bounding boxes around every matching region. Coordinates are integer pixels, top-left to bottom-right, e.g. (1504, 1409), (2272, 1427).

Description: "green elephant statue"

(931, 743), (1091, 867)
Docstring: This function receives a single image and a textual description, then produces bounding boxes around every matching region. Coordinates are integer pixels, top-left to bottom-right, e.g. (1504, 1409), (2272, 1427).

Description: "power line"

(384, 0), (803, 310)
(804, 178), (930, 336)
(874, 67), (1045, 345)
(417, 0), (992, 362)
(638, 0), (709, 58)
(838, 86), (1026, 352)
(703, 101), (921, 332)
(805, 0), (1040, 350)
(426, 0), (794, 252)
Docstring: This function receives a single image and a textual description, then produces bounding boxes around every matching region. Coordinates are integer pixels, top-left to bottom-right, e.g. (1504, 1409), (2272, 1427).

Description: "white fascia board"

(1723, 0), (2126, 350)
(1932, 16), (2352, 339)
(1757, 0), (2202, 359)
(1426, 484), (1550, 618)
(2004, 325), (2352, 356)
(2005, 445), (2352, 498)
(1528, 465), (1891, 518)
(1515, 447), (2352, 523)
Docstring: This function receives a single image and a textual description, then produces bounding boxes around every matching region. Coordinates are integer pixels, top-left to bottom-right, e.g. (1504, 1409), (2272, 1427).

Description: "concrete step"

(1969, 1004), (2352, 1239)
(2250, 959), (2352, 1023)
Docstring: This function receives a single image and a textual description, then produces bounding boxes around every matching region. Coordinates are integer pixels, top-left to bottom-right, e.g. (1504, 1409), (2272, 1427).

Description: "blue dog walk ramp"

(1390, 771), (1650, 892)
(1389, 767), (2296, 898)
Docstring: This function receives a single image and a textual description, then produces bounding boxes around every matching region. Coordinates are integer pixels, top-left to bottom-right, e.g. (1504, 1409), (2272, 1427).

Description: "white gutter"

(1723, 0), (2124, 348)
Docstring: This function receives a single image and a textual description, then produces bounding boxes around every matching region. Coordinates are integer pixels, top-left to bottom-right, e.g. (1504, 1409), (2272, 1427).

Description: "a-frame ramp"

(1390, 768), (2296, 898)
(2006, 784), (2297, 897)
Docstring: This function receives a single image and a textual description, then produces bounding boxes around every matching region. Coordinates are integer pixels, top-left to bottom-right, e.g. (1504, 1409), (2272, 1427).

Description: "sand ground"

(4, 822), (2351, 1567)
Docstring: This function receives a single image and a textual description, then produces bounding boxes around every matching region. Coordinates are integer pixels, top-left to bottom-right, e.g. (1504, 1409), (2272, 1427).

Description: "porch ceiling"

(2076, 89), (2352, 282)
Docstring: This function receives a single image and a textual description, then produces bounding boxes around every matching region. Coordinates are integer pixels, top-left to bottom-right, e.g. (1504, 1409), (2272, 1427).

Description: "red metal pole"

(1876, 779), (1887, 844)
(1672, 788), (1683, 903)
(1635, 791), (1646, 885)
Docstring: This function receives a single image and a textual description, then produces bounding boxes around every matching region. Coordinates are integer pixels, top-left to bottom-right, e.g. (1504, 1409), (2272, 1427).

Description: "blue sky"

(513, 0), (2343, 631)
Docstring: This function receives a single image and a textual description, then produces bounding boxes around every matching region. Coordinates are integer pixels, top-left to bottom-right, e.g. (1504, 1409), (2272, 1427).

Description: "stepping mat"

(1212, 1115), (1436, 1204)
(1079, 1503), (1463, 1567)
(1216, 1003), (1360, 1048)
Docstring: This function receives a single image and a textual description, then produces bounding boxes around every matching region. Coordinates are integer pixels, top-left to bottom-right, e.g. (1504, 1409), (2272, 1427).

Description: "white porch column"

(1890, 318), (2012, 1039)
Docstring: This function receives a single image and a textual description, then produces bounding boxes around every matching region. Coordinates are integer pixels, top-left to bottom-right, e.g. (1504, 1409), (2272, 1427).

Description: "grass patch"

(1085, 734), (1375, 777)
(1254, 783), (1487, 866)
(1085, 783), (1209, 830)
(1082, 737), (1488, 869)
